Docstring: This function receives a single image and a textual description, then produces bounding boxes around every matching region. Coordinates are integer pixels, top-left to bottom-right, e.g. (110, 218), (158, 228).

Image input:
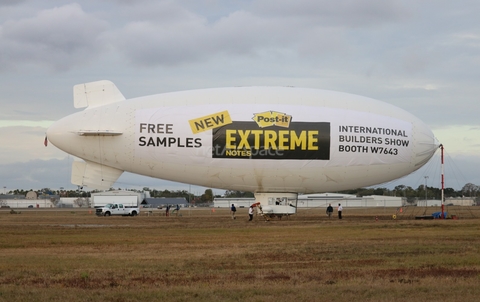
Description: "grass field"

(1, 206), (479, 301)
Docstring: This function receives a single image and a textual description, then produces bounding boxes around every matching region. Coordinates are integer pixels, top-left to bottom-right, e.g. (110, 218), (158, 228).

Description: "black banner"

(212, 121), (330, 160)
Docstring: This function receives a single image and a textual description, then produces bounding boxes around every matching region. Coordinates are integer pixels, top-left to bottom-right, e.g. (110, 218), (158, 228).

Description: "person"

(231, 204), (237, 219)
(248, 205), (254, 221)
(166, 204), (170, 217)
(326, 203), (333, 218)
(174, 204), (180, 216)
(337, 203), (343, 219)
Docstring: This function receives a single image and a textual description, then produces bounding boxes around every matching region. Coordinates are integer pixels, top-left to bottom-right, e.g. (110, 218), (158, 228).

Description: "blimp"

(46, 80), (439, 217)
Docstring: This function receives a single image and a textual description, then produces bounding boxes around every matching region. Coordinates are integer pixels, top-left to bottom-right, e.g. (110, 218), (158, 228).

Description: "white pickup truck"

(95, 203), (140, 217)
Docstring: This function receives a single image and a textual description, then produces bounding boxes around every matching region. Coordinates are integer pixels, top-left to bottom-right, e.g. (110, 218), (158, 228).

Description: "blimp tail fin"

(71, 160), (123, 190)
(74, 80), (126, 109)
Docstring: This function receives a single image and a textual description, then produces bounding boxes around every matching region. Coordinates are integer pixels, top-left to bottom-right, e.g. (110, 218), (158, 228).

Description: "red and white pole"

(440, 144), (445, 219)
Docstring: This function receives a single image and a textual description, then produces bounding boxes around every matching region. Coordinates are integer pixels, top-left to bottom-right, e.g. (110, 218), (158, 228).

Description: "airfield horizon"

(1, 207), (479, 301)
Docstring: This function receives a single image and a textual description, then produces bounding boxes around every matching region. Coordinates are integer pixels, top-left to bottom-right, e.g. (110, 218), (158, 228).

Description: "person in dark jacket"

(326, 204), (333, 218)
(230, 204), (236, 219)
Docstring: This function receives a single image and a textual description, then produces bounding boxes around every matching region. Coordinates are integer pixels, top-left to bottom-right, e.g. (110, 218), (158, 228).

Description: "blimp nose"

(413, 124), (440, 167)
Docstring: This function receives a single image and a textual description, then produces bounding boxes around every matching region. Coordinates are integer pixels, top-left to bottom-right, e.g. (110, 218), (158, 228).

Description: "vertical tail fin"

(74, 80), (125, 109)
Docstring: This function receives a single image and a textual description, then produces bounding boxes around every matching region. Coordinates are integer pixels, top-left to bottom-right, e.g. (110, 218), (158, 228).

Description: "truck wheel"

(104, 212), (111, 217)
(131, 211), (137, 217)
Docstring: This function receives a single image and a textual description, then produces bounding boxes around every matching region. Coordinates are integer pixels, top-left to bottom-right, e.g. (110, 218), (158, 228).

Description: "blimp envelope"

(48, 83), (438, 193)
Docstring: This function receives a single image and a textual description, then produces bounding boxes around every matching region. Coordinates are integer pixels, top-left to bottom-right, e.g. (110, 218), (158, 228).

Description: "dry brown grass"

(0, 206), (479, 301)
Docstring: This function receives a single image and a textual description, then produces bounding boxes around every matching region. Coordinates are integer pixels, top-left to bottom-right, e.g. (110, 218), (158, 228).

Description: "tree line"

(223, 183), (480, 201)
(339, 183), (480, 203)
(6, 182), (480, 203)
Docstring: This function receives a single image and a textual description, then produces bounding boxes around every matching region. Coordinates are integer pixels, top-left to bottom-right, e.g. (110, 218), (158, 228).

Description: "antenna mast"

(440, 144), (445, 219)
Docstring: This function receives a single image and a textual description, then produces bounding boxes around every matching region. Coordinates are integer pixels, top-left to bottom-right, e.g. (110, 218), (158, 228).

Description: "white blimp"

(47, 80), (439, 217)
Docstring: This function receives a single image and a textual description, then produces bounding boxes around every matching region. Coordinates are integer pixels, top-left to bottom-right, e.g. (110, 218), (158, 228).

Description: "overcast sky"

(0, 0), (479, 194)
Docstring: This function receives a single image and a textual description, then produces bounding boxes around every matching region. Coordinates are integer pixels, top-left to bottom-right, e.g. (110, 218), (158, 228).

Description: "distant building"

(417, 199), (442, 207)
(214, 193), (405, 208)
(213, 198), (255, 208)
(26, 191), (37, 199)
(416, 198), (475, 207)
(0, 194), (25, 200)
(91, 190), (144, 208)
(444, 197), (475, 206)
(143, 197), (189, 208)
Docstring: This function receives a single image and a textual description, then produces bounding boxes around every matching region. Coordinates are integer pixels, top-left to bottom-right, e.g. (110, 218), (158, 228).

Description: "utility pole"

(424, 176), (429, 201)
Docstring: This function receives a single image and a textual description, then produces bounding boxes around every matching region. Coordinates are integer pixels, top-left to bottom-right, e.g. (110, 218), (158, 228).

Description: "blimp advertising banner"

(135, 104), (412, 166)
(211, 120), (331, 160)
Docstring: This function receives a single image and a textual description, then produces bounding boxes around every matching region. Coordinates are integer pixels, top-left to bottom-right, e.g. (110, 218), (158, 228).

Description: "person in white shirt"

(248, 206), (254, 221)
(337, 203), (343, 219)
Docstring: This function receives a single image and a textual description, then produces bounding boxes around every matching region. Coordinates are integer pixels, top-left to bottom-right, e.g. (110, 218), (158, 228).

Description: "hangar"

(91, 190), (144, 208)
(214, 193), (406, 208)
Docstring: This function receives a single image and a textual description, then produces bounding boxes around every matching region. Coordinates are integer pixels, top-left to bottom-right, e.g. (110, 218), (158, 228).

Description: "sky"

(0, 0), (479, 194)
